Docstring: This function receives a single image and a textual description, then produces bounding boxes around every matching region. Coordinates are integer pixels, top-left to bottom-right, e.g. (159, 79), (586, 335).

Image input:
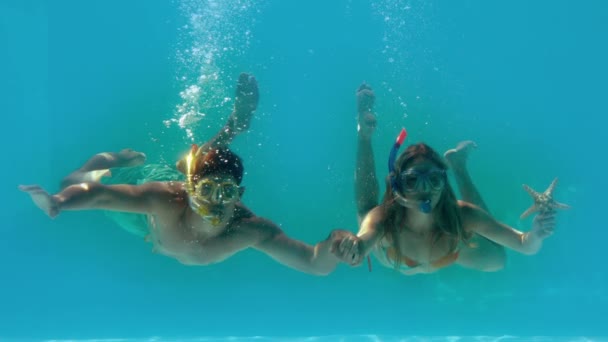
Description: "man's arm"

(19, 182), (177, 218)
(250, 218), (339, 276)
(198, 73), (259, 153)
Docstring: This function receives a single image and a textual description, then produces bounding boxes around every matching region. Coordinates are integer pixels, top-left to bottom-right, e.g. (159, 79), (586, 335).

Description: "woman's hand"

(531, 210), (557, 239)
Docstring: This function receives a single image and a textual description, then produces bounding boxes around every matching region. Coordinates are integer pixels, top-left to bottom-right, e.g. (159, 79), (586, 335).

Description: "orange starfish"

(520, 177), (570, 219)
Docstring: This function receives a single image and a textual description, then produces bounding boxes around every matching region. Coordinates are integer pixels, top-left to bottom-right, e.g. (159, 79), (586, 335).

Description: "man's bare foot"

(116, 149), (147, 167)
(89, 149), (146, 170)
(444, 140), (477, 171)
(232, 72), (259, 132)
(18, 185), (59, 218)
(356, 82), (377, 140)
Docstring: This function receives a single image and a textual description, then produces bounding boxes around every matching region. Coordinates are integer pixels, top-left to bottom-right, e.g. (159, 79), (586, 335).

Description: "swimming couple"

(19, 73), (569, 276)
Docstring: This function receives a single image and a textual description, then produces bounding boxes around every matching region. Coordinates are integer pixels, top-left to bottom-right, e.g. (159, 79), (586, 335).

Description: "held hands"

(18, 185), (59, 218)
(328, 229), (364, 266)
(232, 72), (259, 131)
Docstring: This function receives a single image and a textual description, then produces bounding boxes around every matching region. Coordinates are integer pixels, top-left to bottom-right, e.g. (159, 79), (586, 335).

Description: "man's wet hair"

(177, 147), (244, 185)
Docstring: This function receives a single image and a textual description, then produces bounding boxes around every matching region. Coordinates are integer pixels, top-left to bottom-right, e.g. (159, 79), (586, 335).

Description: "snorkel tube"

(388, 128), (408, 190)
(185, 144), (197, 194)
(388, 128), (432, 214)
(184, 144), (221, 226)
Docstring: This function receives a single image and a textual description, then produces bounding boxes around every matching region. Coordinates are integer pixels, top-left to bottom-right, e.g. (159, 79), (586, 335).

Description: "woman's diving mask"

(184, 145), (241, 226)
(387, 129), (445, 214)
(398, 167), (446, 193)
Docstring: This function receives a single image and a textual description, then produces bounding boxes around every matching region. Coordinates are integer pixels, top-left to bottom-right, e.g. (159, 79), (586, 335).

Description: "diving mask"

(387, 128), (438, 214)
(398, 167), (446, 193)
(192, 178), (240, 204)
(187, 178), (240, 226)
(183, 144), (241, 226)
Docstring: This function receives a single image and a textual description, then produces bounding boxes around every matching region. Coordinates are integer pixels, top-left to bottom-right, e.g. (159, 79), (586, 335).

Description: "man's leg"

(60, 149), (146, 189)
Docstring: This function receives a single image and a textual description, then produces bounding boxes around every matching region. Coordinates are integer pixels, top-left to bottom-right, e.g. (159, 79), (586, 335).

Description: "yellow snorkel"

(185, 144), (197, 194)
(184, 144), (222, 226)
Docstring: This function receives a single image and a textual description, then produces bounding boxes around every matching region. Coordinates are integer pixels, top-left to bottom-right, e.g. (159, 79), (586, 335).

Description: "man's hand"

(233, 72), (259, 131)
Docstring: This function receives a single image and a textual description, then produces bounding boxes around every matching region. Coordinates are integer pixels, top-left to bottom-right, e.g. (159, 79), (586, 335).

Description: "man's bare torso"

(144, 182), (263, 265)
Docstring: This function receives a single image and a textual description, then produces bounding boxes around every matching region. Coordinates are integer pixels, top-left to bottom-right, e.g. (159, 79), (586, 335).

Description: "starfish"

(520, 177), (570, 219)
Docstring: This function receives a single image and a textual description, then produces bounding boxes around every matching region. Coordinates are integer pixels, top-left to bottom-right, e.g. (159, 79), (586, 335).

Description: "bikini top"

(385, 246), (459, 269)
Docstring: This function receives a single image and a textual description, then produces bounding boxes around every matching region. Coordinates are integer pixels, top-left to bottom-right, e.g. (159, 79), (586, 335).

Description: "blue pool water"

(1, 0), (606, 340)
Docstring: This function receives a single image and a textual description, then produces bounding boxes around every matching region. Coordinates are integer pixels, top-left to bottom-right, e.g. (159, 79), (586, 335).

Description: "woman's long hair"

(380, 143), (470, 269)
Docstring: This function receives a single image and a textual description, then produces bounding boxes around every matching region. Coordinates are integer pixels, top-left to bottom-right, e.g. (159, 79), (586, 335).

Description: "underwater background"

(1, 0), (606, 340)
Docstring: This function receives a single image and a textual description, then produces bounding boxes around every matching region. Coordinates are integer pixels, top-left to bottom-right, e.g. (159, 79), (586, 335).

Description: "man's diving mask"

(192, 178), (240, 204)
(184, 145), (241, 226)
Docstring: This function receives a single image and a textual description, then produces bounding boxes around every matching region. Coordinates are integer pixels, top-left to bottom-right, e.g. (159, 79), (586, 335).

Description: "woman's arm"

(461, 201), (556, 255)
(331, 206), (386, 266)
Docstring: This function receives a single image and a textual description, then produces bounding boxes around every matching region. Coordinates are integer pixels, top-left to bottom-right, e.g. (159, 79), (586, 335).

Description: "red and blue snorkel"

(388, 128), (432, 214)
(388, 128), (408, 191)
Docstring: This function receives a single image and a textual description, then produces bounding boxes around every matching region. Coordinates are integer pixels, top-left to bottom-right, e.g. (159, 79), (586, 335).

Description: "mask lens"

(399, 168), (445, 193)
(220, 183), (239, 201)
(401, 172), (420, 192)
(427, 171), (445, 190)
(197, 181), (214, 197)
(194, 178), (239, 204)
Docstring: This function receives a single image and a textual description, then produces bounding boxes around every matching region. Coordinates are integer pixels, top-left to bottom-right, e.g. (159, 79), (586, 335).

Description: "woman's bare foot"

(356, 83), (377, 140)
(444, 140), (477, 171)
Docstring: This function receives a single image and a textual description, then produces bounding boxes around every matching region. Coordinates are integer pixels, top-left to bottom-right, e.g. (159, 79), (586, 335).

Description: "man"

(20, 73), (342, 275)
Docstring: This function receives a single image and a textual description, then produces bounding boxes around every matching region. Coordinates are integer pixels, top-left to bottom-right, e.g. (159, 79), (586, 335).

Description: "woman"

(332, 83), (560, 275)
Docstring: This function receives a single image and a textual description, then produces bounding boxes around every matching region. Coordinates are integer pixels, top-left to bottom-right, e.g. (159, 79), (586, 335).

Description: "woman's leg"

(445, 141), (506, 271)
(355, 83), (379, 224)
(444, 141), (489, 211)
